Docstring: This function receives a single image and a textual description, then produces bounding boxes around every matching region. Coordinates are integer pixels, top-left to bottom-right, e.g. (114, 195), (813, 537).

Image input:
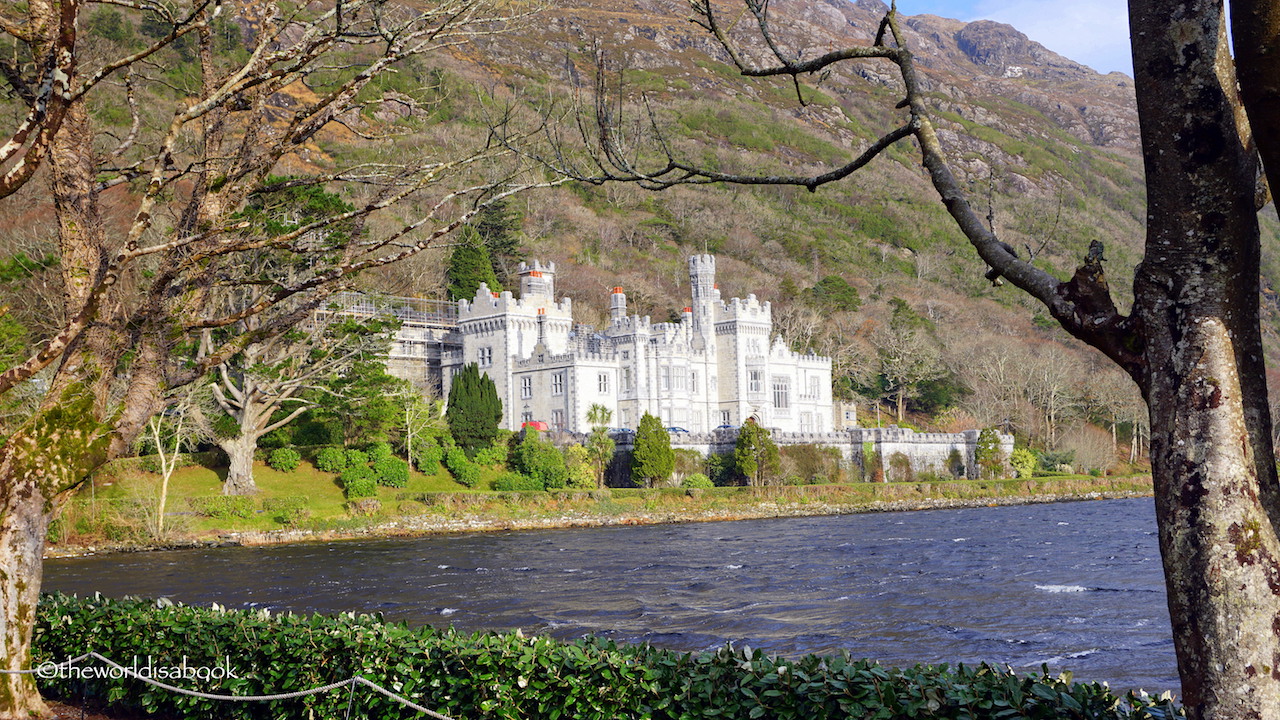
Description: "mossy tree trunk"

(1130, 2), (1280, 715)
(0, 388), (114, 718)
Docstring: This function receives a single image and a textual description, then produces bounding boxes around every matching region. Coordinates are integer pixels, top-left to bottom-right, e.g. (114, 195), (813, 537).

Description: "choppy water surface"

(43, 497), (1177, 693)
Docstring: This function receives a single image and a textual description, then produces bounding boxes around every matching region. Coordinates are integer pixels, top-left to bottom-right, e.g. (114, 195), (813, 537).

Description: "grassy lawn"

(78, 457), (475, 536)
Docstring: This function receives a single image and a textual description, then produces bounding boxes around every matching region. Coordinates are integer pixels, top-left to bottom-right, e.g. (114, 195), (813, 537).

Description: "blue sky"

(892, 1), (1132, 76)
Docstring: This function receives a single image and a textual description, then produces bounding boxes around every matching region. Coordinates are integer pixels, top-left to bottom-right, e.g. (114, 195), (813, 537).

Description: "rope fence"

(3, 652), (457, 720)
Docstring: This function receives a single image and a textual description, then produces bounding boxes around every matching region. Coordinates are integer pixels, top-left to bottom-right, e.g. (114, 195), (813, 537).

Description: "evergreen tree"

(974, 427), (1005, 480)
(734, 419), (781, 486)
(446, 363), (502, 452)
(446, 226), (501, 301)
(471, 198), (524, 286)
(631, 412), (673, 488)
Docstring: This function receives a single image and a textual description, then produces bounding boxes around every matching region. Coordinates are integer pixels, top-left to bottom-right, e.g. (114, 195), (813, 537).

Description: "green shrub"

(344, 449), (370, 467)
(186, 496), (256, 520)
(443, 447), (480, 488)
(492, 472), (543, 491)
(682, 473), (714, 489)
(509, 429), (568, 489)
(473, 442), (508, 466)
(343, 476), (377, 499)
(365, 442), (394, 464)
(33, 593), (1181, 720)
(261, 496), (310, 525)
(266, 448), (302, 473)
(373, 457), (410, 488)
(412, 440), (444, 471)
(1010, 448), (1037, 479)
(315, 446), (348, 473)
(339, 465), (375, 498)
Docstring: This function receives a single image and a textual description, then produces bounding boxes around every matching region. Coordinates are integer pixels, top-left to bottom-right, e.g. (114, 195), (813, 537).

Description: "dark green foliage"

(86, 9), (134, 44)
(238, 177), (357, 245)
(266, 448), (302, 473)
(314, 361), (406, 445)
(632, 413), (674, 487)
(288, 415), (344, 447)
(975, 428), (1004, 479)
(344, 449), (370, 467)
(315, 446), (348, 473)
(471, 199), (524, 286)
(261, 497), (310, 525)
(0, 252), (58, 282)
(508, 429), (568, 489)
(411, 439), (444, 472)
(185, 496), (255, 520)
(443, 447), (480, 487)
(1039, 449), (1076, 472)
(365, 442), (395, 464)
(706, 452), (736, 486)
(807, 275), (861, 312)
(33, 593), (1182, 720)
(446, 226), (502, 300)
(492, 471), (544, 491)
(445, 363), (502, 452)
(913, 372), (969, 415)
(735, 421), (781, 486)
(372, 457), (410, 488)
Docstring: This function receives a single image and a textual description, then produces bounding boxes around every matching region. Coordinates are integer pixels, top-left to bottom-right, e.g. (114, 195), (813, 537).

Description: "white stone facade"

(438, 255), (833, 434)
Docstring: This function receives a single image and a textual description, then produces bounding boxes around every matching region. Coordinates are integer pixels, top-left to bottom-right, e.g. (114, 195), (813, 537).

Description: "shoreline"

(43, 484), (1152, 559)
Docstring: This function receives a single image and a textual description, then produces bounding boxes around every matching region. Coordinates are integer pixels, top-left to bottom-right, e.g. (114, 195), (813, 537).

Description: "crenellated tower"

(688, 254), (719, 348)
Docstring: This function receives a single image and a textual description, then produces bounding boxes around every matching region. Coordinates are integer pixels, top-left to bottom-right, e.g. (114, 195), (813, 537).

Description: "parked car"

(608, 427), (634, 435)
(666, 426), (690, 433)
(714, 424), (738, 431)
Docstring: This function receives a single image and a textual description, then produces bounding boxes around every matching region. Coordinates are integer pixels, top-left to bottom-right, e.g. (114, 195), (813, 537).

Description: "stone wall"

(602, 426), (1015, 482)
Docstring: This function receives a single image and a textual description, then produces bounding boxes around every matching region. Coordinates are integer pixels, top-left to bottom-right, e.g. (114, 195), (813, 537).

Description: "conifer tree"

(446, 226), (502, 300)
(631, 412), (673, 487)
(446, 363), (502, 452)
(734, 419), (781, 486)
(471, 198), (524, 286)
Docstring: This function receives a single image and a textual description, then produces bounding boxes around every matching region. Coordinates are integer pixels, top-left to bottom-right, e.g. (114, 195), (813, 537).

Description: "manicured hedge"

(33, 593), (1181, 720)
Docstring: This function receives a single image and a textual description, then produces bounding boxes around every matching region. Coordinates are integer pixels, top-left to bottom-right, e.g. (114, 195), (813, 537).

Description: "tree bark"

(0, 474), (51, 718)
(1131, 1), (1280, 716)
(220, 434), (259, 496)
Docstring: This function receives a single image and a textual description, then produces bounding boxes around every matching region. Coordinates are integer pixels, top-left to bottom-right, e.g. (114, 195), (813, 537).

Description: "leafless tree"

(0, 0), (555, 713)
(523, 1), (1280, 714)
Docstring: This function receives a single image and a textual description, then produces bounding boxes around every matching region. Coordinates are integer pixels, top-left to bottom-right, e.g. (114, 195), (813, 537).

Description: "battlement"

(718, 293), (771, 323)
(457, 283), (572, 320)
(518, 260), (557, 299)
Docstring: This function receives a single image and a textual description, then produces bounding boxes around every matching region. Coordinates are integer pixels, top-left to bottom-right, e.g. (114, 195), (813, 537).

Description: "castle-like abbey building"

(439, 255), (832, 433)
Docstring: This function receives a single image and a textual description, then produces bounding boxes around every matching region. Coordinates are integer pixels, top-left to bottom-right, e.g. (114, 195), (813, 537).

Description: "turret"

(610, 286), (628, 322)
(688, 254), (718, 345)
(518, 260), (556, 299)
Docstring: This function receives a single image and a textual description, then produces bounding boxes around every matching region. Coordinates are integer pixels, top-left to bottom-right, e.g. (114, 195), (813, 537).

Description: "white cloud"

(971, 0), (1132, 75)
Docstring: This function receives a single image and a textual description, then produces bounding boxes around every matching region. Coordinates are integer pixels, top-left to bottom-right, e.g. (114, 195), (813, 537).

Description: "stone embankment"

(44, 478), (1151, 558)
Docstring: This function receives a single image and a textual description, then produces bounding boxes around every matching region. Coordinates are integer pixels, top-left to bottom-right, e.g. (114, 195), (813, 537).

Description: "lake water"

(42, 496), (1179, 693)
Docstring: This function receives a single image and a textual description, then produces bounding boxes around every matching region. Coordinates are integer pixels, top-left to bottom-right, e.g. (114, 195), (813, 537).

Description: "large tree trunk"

(1132, 1), (1280, 716)
(220, 434), (259, 496)
(0, 476), (51, 718)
